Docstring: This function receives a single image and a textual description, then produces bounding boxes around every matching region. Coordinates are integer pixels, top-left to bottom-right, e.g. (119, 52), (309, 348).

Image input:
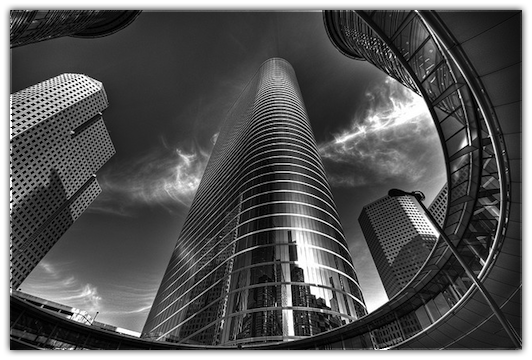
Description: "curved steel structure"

(10, 10), (521, 350)
(10, 10), (141, 48)
(310, 10), (521, 349)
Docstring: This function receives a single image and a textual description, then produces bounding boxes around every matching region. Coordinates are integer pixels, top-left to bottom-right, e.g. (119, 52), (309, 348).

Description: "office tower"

(10, 10), (141, 48)
(428, 185), (448, 228)
(10, 73), (115, 289)
(358, 195), (438, 299)
(143, 58), (367, 346)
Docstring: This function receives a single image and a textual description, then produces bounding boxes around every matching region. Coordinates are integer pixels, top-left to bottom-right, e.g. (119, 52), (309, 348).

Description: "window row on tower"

(151, 260), (365, 343)
(178, 157), (339, 257)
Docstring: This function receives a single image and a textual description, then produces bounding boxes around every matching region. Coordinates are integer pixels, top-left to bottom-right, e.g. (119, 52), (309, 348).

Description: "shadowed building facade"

(142, 58), (367, 346)
(10, 73), (115, 289)
(10, 10), (141, 48)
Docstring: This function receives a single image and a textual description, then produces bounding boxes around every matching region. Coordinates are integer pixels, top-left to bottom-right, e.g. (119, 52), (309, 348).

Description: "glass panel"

(449, 153), (470, 175)
(440, 114), (466, 141)
(450, 182), (469, 203)
(386, 11), (411, 37)
(370, 11), (391, 37)
(292, 309), (344, 336)
(437, 90), (463, 116)
(118, 342), (146, 350)
(51, 327), (82, 347)
(47, 338), (80, 350)
(224, 310), (284, 342)
(433, 292), (451, 315)
(409, 42), (441, 83)
(424, 299), (443, 321)
(421, 62), (454, 102)
(414, 304), (433, 328)
(450, 163), (469, 189)
(11, 314), (44, 346)
(393, 21), (413, 58)
(445, 128), (469, 157)
(84, 334), (117, 350)
(408, 18), (429, 54)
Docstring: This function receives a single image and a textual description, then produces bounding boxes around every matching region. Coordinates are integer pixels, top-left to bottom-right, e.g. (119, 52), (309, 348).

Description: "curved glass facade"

(142, 58), (367, 346)
(10, 11), (141, 48)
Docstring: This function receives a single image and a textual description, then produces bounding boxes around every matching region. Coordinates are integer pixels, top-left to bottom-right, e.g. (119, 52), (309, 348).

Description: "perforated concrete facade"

(359, 195), (439, 298)
(10, 73), (115, 289)
(428, 186), (448, 228)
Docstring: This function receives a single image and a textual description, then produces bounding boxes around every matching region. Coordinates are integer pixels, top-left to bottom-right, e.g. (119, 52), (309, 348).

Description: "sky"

(10, 10), (448, 333)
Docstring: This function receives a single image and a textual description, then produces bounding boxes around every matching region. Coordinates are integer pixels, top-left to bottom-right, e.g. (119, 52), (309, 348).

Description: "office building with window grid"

(428, 185), (448, 229)
(142, 58), (367, 346)
(10, 73), (115, 289)
(358, 195), (439, 299)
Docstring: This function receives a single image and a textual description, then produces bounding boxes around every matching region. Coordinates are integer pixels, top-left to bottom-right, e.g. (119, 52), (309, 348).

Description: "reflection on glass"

(142, 58), (367, 346)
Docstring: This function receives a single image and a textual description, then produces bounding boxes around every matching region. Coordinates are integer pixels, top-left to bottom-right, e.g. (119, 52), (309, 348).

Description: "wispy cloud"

(211, 132), (219, 145)
(21, 260), (160, 331)
(20, 260), (102, 316)
(95, 281), (159, 317)
(90, 136), (212, 216)
(318, 77), (441, 187)
(86, 271), (161, 331)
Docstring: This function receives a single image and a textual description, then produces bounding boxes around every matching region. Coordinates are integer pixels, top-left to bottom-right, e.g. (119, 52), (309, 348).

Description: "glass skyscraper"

(142, 58), (367, 346)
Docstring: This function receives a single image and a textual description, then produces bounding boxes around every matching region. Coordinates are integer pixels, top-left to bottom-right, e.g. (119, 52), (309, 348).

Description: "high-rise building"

(428, 185), (448, 228)
(10, 10), (141, 48)
(359, 189), (447, 349)
(10, 73), (115, 289)
(142, 58), (367, 346)
(358, 195), (438, 299)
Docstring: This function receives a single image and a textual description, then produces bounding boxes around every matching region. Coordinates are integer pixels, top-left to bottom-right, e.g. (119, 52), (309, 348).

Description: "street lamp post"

(93, 311), (99, 324)
(388, 188), (521, 348)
